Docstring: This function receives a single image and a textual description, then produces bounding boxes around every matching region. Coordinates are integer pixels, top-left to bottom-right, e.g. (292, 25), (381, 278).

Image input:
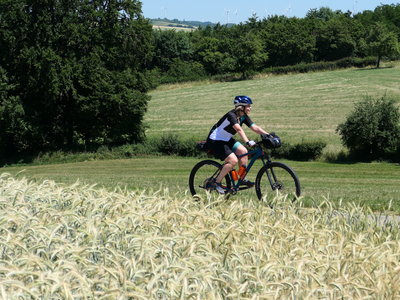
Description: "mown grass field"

(151, 20), (196, 31)
(152, 25), (195, 31)
(2, 156), (400, 212)
(145, 63), (400, 154)
(1, 173), (399, 298)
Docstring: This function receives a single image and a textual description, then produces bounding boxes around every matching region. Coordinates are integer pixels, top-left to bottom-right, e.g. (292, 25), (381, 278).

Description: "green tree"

(260, 17), (315, 67)
(336, 96), (400, 160)
(306, 7), (341, 21)
(314, 16), (357, 61)
(367, 22), (400, 68)
(0, 67), (30, 156)
(0, 0), (154, 155)
(194, 36), (235, 74)
(371, 4), (400, 36)
(230, 32), (268, 78)
(152, 29), (193, 71)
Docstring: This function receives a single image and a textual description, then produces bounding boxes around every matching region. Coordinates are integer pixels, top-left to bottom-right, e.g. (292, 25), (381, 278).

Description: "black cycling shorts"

(207, 138), (238, 161)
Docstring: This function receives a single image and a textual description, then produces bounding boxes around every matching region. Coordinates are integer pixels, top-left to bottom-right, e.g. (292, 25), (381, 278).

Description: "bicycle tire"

(255, 161), (301, 203)
(189, 160), (232, 197)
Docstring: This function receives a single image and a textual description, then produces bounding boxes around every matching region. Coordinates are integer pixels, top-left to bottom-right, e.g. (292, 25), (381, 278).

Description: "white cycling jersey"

(208, 110), (254, 142)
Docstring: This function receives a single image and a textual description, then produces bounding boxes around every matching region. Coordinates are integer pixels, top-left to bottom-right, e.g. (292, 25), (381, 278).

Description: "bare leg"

(215, 153), (238, 183)
(234, 144), (253, 185)
(234, 144), (248, 168)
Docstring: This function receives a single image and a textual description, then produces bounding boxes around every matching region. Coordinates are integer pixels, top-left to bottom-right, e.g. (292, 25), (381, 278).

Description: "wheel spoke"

(189, 160), (231, 198)
(255, 162), (300, 204)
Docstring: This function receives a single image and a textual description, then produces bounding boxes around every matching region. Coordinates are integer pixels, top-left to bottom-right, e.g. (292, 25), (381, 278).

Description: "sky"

(141, 0), (398, 24)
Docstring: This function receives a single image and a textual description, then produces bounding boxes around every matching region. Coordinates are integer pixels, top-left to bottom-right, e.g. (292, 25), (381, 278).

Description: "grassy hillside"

(150, 19), (197, 31)
(1, 173), (399, 298)
(145, 63), (400, 154)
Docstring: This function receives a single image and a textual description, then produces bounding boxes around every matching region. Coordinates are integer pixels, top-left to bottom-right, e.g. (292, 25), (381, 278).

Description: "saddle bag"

(196, 140), (214, 157)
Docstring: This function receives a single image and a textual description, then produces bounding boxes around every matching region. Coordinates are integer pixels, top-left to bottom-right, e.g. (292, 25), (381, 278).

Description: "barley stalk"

(0, 173), (399, 299)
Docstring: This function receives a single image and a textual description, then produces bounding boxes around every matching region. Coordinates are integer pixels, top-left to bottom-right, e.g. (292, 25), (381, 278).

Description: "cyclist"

(207, 95), (270, 194)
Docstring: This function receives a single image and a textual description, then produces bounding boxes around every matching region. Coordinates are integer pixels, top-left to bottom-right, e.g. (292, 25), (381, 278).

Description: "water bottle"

(238, 165), (247, 179)
(231, 169), (239, 181)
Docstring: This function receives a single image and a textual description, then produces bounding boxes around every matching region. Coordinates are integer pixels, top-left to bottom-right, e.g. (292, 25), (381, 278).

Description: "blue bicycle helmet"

(233, 95), (253, 107)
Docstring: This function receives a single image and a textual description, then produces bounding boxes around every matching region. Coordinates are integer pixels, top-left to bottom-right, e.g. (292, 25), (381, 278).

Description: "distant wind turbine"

(224, 9), (231, 24)
(353, 0), (358, 15)
(285, 3), (292, 16)
(161, 6), (167, 19)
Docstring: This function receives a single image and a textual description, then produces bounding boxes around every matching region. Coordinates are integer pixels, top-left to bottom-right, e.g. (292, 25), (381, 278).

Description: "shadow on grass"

(323, 150), (400, 165)
(353, 66), (394, 71)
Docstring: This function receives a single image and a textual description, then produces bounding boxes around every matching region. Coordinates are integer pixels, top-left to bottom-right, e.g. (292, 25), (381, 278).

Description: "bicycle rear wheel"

(189, 160), (231, 198)
(255, 161), (301, 203)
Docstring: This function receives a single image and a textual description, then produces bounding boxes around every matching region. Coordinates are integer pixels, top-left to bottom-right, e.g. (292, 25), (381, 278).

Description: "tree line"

(1, 1), (399, 160)
(151, 5), (400, 83)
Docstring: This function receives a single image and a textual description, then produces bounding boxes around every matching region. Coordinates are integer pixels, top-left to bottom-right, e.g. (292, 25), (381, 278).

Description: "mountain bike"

(188, 134), (301, 203)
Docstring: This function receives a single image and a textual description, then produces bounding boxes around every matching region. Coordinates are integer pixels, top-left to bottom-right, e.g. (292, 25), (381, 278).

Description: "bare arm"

(233, 123), (250, 143)
(250, 124), (269, 135)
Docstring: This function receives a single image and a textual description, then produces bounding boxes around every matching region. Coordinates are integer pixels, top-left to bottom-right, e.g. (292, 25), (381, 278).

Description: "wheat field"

(1, 173), (399, 299)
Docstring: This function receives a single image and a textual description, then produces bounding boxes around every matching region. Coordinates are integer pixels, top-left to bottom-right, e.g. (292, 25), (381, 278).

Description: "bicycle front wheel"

(189, 160), (231, 198)
(255, 161), (301, 203)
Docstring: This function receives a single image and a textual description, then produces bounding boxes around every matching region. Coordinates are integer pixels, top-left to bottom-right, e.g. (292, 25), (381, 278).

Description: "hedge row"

(264, 57), (376, 75)
(154, 57), (377, 86)
(270, 141), (327, 161)
(20, 134), (325, 166)
(120, 135), (325, 161)
(130, 134), (327, 161)
(153, 134), (327, 161)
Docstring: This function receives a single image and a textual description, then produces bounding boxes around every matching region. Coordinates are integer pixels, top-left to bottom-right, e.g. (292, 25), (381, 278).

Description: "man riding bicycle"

(207, 95), (270, 194)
